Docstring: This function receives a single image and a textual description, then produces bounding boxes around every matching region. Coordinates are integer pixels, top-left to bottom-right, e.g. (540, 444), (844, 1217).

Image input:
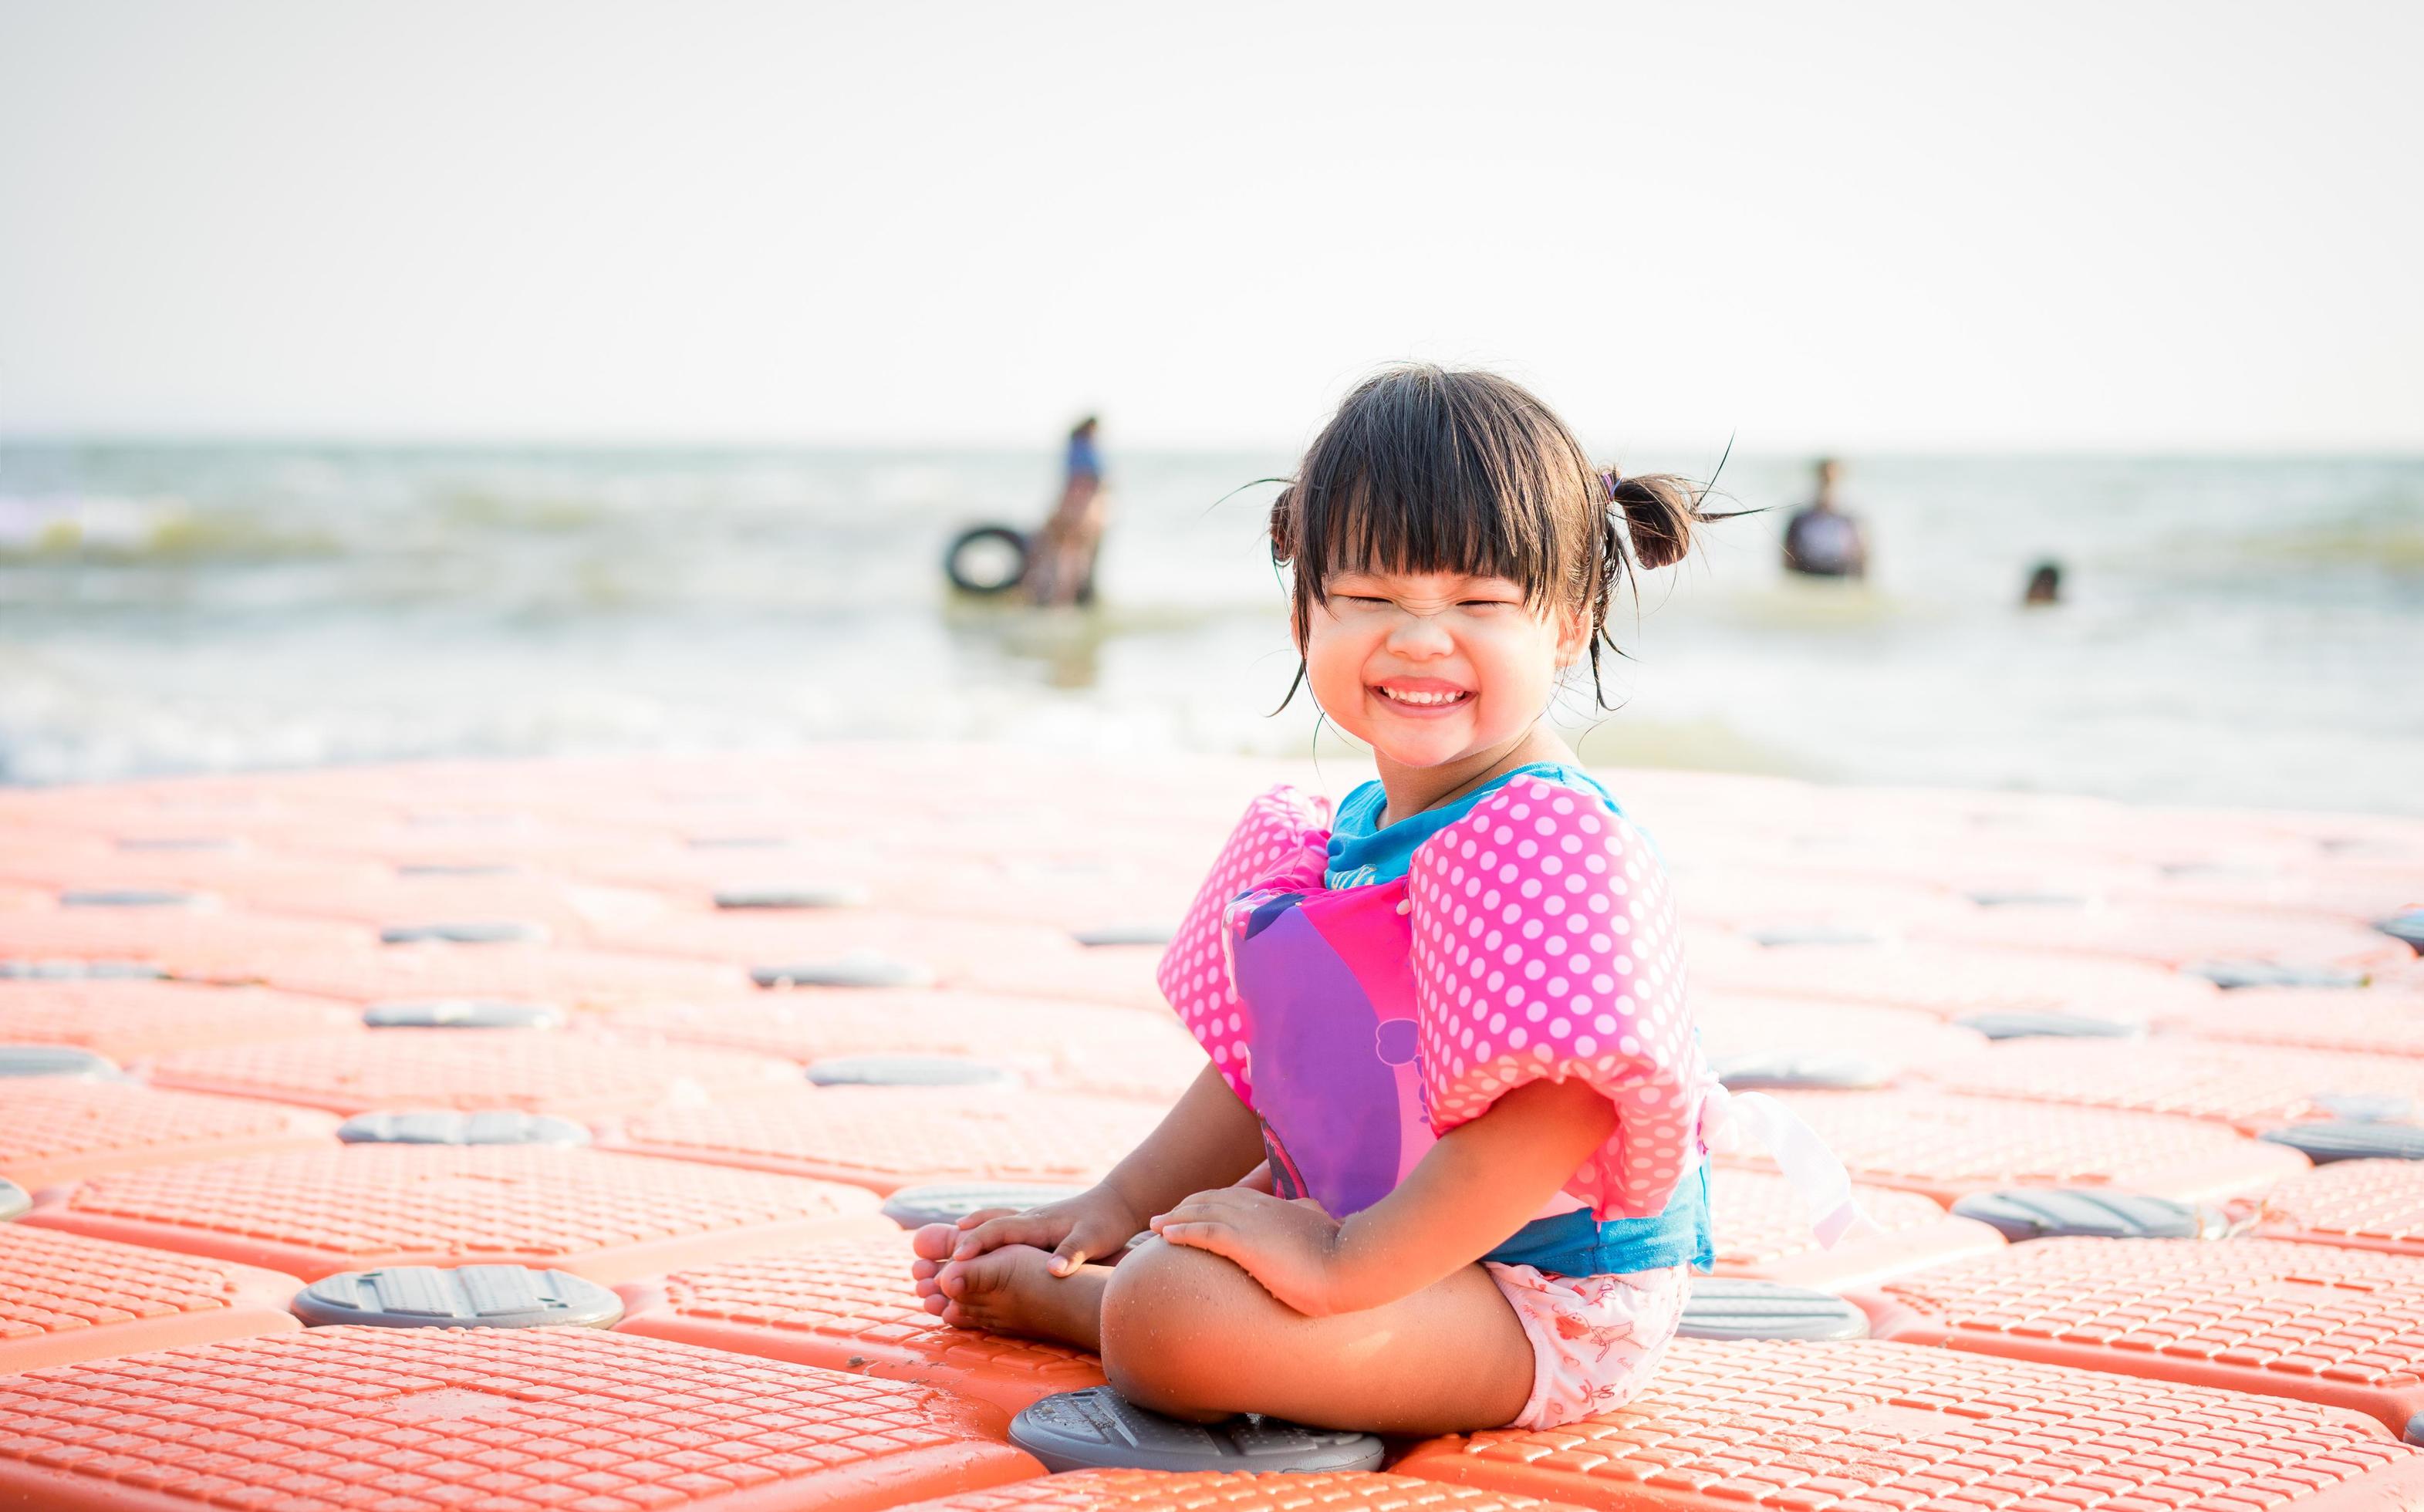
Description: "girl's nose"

(1385, 608), (1453, 657)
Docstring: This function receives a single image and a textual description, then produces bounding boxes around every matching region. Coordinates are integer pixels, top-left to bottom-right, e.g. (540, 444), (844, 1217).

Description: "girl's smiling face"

(1303, 568), (1587, 771)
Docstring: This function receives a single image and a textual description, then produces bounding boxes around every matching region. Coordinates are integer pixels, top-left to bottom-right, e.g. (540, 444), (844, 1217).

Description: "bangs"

(1288, 366), (1595, 613)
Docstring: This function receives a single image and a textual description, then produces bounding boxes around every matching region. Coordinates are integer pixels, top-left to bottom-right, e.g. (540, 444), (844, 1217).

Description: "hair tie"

(1601, 469), (1623, 498)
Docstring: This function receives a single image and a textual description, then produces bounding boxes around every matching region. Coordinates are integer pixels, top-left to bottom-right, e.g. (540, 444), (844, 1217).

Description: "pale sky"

(2, 1), (2418, 451)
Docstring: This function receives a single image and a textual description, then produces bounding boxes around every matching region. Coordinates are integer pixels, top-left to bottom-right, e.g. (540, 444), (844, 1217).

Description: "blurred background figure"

(1027, 417), (1108, 607)
(2023, 561), (2064, 607)
(1782, 458), (1869, 580)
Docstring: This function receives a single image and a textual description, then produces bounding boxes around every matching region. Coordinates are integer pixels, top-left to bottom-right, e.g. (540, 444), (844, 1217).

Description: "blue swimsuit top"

(1324, 762), (1713, 1277)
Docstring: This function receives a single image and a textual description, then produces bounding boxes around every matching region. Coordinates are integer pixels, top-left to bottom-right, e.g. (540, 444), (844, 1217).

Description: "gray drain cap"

(807, 1055), (1011, 1088)
(116, 837), (233, 852)
(0, 960), (162, 980)
(0, 1178), (27, 1221)
(1008, 1386), (1383, 1475)
(715, 883), (869, 910)
(1711, 1051), (1892, 1092)
(2189, 960), (2367, 991)
(395, 862), (522, 878)
(753, 953), (934, 990)
(0, 1045), (120, 1079)
(1679, 1278), (1869, 1342)
(883, 1181), (1091, 1229)
(380, 921), (551, 945)
(363, 998), (565, 1030)
(1072, 923), (1177, 948)
(292, 1265), (623, 1329)
(1950, 1189), (2231, 1241)
(1954, 1011), (2142, 1041)
(2378, 911), (2424, 953)
(1747, 926), (1883, 948)
(59, 888), (207, 909)
(2260, 1120), (2424, 1164)
(336, 1110), (592, 1146)
(1966, 891), (2092, 909)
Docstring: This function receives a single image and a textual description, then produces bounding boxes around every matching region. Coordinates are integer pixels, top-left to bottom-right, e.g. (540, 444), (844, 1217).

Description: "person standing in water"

(1027, 416), (1109, 606)
(1781, 457), (1869, 579)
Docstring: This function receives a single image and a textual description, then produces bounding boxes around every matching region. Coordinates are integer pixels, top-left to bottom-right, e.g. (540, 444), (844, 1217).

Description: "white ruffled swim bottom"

(1484, 1261), (1693, 1429)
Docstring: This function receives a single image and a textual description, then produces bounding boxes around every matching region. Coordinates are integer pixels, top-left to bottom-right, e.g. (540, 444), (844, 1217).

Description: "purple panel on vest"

(1228, 902), (1403, 1216)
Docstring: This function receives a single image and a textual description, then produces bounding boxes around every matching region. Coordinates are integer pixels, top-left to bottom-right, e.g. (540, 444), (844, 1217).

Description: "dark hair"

(1268, 364), (1710, 707)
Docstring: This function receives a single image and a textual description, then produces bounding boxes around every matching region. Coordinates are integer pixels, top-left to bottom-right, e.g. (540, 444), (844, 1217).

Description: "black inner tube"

(945, 525), (1030, 596)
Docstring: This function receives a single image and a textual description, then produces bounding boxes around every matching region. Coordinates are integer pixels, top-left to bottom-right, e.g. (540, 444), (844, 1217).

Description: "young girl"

(911, 366), (1733, 1435)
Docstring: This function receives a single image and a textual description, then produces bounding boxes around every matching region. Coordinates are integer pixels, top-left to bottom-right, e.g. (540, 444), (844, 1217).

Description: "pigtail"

(1604, 471), (1703, 570)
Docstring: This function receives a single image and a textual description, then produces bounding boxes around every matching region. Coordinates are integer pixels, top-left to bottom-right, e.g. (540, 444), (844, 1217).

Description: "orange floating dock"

(0, 979), (360, 1061)
(22, 1142), (891, 1281)
(605, 1085), (1167, 1195)
(0, 1325), (1042, 1512)
(890, 1470), (1590, 1511)
(616, 1230), (1107, 1413)
(1393, 1337), (2424, 1511)
(1854, 1236), (2424, 1439)
(0, 1079), (336, 1191)
(1714, 1088), (2314, 1205)
(0, 1223), (304, 1374)
(145, 1028), (799, 1117)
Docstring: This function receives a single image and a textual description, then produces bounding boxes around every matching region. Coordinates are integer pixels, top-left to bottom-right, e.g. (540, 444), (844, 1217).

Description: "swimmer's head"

(1815, 457), (1842, 493)
(1267, 365), (1708, 758)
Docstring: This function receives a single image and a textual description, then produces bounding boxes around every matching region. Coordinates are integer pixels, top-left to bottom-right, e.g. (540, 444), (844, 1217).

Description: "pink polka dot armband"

(1153, 785), (1332, 1109)
(1406, 778), (1703, 1220)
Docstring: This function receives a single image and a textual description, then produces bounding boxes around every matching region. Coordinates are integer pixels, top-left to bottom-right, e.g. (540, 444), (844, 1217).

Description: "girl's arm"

(1150, 1075), (1618, 1316)
(948, 1061), (1268, 1272)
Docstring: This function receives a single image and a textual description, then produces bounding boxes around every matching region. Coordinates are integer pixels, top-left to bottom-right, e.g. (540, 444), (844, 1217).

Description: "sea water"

(1, 444), (2417, 815)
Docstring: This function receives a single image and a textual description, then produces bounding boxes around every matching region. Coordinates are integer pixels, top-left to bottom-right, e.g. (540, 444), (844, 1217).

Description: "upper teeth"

(1383, 687), (1463, 705)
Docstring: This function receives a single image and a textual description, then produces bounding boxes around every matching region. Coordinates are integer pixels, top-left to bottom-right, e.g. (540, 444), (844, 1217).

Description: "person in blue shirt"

(1028, 416), (1109, 606)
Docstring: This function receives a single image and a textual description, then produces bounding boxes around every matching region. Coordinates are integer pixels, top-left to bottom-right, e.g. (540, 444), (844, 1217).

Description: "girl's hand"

(940, 1185), (1148, 1277)
(1150, 1187), (1344, 1316)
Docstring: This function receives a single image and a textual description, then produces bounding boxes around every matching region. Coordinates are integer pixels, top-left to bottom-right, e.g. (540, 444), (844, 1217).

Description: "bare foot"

(924, 1242), (1109, 1353)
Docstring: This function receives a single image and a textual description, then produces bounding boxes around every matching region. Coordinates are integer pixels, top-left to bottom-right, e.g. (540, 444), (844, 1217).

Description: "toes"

(910, 1223), (961, 1261)
(910, 1257), (939, 1281)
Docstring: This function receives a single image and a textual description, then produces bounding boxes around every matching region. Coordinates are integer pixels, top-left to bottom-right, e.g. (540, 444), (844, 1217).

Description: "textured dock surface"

(2, 744), (2420, 1509)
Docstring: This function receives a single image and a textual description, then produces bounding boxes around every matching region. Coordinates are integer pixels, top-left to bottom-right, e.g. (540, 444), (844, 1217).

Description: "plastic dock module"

(616, 1230), (1107, 1413)
(294, 1264), (624, 1329)
(252, 941), (751, 1008)
(625, 908), (1167, 1008)
(1696, 994), (1991, 1082)
(21, 1142), (892, 1283)
(336, 1109), (592, 1146)
(0, 906), (376, 984)
(1707, 1168), (2006, 1290)
(1926, 1037), (2424, 1133)
(2162, 987), (2424, 1057)
(1010, 1387), (1385, 1475)
(2264, 1122), (2424, 1164)
(1851, 1236), (2424, 1439)
(1689, 935), (2219, 1025)
(884, 1468), (1595, 1512)
(1916, 903), (2416, 973)
(0, 1180), (25, 1221)
(1679, 1279), (1869, 1342)
(0, 1044), (119, 1078)
(1717, 1089), (2313, 1206)
(0, 1079), (337, 1190)
(361, 997), (565, 1028)
(1393, 1337), (2424, 1511)
(808, 1055), (1017, 1087)
(0, 1223), (305, 1372)
(609, 1086), (1165, 1195)
(883, 1182), (1091, 1229)
(2260, 1160), (2424, 1257)
(600, 991), (1210, 1103)
(0, 1325), (1042, 1512)
(1950, 1188), (2237, 1241)
(0, 979), (361, 1060)
(146, 1028), (797, 1117)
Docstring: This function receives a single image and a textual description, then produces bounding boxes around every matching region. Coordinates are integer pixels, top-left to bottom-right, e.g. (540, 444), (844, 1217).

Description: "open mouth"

(1372, 683), (1474, 712)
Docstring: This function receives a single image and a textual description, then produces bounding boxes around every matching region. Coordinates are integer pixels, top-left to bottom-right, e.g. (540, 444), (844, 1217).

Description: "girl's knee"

(1099, 1240), (1257, 1416)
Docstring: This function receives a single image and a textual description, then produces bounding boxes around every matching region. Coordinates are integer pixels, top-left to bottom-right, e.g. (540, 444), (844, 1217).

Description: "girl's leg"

(1102, 1238), (1534, 1434)
(915, 1227), (1538, 1434)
